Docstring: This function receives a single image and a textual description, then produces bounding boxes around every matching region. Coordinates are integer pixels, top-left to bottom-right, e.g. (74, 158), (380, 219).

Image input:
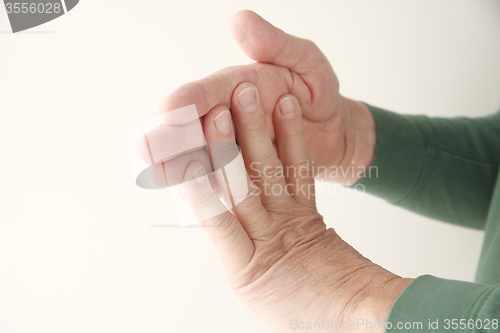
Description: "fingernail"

(237, 87), (257, 111)
(214, 110), (231, 134)
(279, 97), (296, 118)
(192, 165), (206, 185)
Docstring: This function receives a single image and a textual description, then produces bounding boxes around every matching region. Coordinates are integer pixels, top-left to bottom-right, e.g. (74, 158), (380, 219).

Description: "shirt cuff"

(355, 104), (429, 204)
(386, 275), (500, 332)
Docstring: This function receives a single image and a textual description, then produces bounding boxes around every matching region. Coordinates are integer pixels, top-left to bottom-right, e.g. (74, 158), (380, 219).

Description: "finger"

(137, 119), (206, 165)
(274, 95), (316, 208)
(205, 106), (241, 205)
(162, 148), (212, 186)
(135, 114), (209, 188)
(231, 83), (288, 207)
(230, 10), (327, 74)
(159, 65), (291, 126)
(180, 162), (254, 274)
(203, 106), (271, 237)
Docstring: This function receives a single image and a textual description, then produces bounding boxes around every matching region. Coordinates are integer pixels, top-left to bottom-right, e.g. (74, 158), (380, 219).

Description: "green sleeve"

(386, 275), (500, 332)
(355, 104), (500, 230)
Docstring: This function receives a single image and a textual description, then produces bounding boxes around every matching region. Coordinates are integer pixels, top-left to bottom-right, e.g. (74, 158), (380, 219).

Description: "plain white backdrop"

(1, 1), (500, 332)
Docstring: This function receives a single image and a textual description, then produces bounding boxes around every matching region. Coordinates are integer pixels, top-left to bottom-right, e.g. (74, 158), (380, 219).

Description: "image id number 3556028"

(443, 319), (498, 330)
(5, 2), (62, 14)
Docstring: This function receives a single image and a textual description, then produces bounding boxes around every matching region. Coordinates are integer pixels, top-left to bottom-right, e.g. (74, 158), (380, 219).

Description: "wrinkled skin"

(146, 10), (410, 333)
(178, 83), (410, 332)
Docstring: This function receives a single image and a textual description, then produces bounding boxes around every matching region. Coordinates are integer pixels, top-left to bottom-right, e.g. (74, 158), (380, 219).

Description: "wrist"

(349, 271), (413, 332)
(316, 243), (412, 333)
(326, 96), (376, 185)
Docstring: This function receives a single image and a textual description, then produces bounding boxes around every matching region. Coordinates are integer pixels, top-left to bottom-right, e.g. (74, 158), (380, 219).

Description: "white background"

(1, 1), (500, 332)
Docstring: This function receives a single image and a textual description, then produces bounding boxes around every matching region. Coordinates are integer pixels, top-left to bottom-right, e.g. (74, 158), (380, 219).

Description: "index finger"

(159, 64), (291, 125)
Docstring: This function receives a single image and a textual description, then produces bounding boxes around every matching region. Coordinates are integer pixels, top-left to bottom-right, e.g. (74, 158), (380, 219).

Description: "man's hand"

(160, 10), (376, 185)
(180, 84), (410, 332)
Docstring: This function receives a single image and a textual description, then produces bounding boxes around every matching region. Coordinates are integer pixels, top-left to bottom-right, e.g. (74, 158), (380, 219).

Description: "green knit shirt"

(357, 105), (500, 332)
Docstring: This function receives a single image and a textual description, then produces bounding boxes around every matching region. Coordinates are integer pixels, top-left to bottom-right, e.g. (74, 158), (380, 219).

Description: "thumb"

(230, 10), (326, 74)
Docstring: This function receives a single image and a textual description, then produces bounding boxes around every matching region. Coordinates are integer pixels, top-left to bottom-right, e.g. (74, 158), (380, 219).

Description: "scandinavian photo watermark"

(247, 161), (378, 199)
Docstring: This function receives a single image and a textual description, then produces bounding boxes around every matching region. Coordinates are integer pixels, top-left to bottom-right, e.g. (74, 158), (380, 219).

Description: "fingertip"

(273, 94), (314, 206)
(204, 106), (239, 172)
(180, 162), (235, 226)
(174, 158), (208, 203)
(230, 11), (279, 62)
(204, 106), (234, 137)
(230, 10), (324, 72)
(192, 165), (208, 185)
(275, 95), (303, 126)
(180, 162), (213, 213)
(230, 10), (261, 42)
(233, 83), (260, 112)
(278, 96), (298, 119)
(181, 161), (209, 188)
(273, 94), (308, 160)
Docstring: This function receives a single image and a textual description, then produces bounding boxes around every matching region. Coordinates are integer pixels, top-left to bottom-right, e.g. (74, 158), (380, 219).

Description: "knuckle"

(260, 150), (283, 172)
(193, 188), (217, 211)
(219, 145), (239, 163)
(213, 213), (237, 239)
(234, 181), (260, 209)
(245, 180), (261, 198)
(248, 149), (283, 181)
(273, 213), (326, 250)
(304, 39), (321, 57)
(230, 176), (251, 198)
(283, 122), (304, 139)
(293, 160), (314, 180)
(211, 144), (239, 170)
(244, 116), (267, 137)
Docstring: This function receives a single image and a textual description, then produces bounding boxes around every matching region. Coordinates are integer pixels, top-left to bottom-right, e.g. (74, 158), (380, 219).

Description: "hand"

(180, 84), (411, 332)
(160, 10), (376, 185)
